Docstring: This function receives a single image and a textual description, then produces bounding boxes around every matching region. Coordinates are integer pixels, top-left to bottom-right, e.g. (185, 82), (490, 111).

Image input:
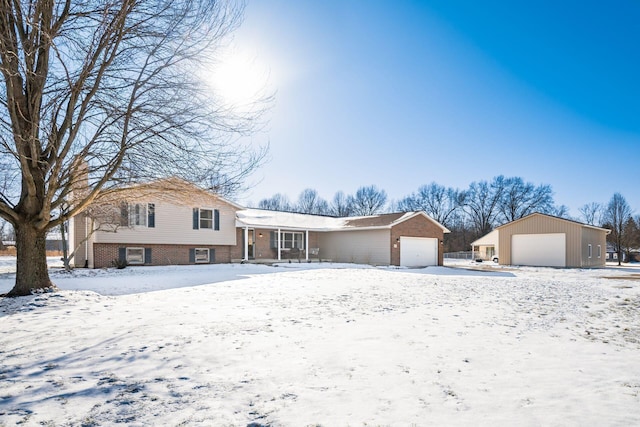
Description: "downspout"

(84, 215), (89, 268)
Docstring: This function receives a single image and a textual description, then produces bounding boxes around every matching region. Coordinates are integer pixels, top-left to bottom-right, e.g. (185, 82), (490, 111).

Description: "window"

(200, 209), (213, 229)
(125, 203), (155, 227)
(613, 252), (618, 260)
(195, 248), (210, 263)
(597, 245), (602, 259)
(281, 232), (304, 249)
(588, 244), (592, 259)
(126, 247), (144, 264)
(193, 208), (220, 230)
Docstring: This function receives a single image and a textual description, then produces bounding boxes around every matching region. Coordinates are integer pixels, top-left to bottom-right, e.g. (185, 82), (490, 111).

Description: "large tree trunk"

(7, 222), (53, 296)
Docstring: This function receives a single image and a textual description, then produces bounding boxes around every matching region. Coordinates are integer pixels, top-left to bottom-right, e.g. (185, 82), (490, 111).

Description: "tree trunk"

(7, 222), (53, 296)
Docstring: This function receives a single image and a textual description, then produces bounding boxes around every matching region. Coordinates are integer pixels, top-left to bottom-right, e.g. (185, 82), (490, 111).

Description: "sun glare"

(203, 46), (270, 108)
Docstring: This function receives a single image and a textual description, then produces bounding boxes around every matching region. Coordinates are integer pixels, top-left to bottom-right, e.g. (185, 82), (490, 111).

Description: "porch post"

(471, 244), (474, 261)
(277, 228), (281, 261)
(244, 227), (249, 261)
(305, 230), (309, 261)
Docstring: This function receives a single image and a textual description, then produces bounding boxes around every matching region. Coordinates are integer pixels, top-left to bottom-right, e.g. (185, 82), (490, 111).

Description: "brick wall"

(390, 215), (445, 266)
(93, 243), (233, 268)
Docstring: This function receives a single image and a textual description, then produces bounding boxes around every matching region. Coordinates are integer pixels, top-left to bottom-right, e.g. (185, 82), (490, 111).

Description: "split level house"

(471, 213), (611, 268)
(69, 179), (450, 269)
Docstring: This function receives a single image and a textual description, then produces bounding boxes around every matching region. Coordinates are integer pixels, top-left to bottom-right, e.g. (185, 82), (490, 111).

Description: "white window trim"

(280, 231), (304, 249)
(597, 245), (602, 259)
(195, 248), (210, 263)
(126, 247), (145, 265)
(199, 208), (214, 230)
(588, 244), (592, 259)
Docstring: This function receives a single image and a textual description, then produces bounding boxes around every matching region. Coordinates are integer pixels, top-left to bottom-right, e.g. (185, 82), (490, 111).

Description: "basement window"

(126, 247), (145, 265)
(194, 248), (210, 263)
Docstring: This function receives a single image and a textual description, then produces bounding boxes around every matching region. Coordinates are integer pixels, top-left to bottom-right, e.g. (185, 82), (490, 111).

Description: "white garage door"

(511, 233), (566, 267)
(400, 237), (438, 267)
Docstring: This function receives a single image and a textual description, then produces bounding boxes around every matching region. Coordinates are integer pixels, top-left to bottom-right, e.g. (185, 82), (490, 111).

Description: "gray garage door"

(511, 233), (566, 267)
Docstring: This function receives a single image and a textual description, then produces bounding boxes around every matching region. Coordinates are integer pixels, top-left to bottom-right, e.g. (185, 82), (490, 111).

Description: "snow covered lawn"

(1, 260), (639, 426)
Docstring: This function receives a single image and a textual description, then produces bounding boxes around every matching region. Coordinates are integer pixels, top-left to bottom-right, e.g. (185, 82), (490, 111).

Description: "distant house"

(472, 213), (610, 268)
(69, 179), (450, 268)
(471, 229), (499, 262)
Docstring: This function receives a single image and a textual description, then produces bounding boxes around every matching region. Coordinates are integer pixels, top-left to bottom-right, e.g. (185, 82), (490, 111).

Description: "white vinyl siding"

(94, 202), (237, 245)
(318, 229), (390, 265)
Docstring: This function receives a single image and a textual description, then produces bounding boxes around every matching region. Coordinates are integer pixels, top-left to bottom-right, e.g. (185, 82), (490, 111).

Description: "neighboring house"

(69, 180), (450, 268)
(473, 213), (610, 268)
(470, 229), (499, 262)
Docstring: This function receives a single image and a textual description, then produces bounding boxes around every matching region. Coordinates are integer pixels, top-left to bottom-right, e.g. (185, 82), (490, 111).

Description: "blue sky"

(226, 0), (640, 216)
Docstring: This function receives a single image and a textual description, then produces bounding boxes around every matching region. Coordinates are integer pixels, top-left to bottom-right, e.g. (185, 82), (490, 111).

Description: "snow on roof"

(235, 209), (427, 231)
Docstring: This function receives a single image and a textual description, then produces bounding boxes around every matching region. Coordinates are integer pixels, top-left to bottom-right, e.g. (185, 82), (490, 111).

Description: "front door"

(247, 229), (255, 259)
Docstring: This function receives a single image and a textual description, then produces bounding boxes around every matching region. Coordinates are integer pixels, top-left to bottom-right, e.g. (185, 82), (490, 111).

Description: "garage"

(511, 233), (566, 267)
(400, 236), (438, 267)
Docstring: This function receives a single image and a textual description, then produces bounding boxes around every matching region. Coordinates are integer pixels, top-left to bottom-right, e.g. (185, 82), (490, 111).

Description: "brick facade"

(93, 243), (234, 268)
(390, 215), (445, 266)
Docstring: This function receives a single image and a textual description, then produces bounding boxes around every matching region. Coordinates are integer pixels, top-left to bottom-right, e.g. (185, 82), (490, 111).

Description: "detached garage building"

(493, 213), (610, 268)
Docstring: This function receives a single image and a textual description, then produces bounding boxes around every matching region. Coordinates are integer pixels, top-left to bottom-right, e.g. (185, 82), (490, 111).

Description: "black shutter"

(192, 208), (199, 229)
(147, 204), (155, 228)
(209, 248), (215, 263)
(214, 209), (220, 231)
(118, 247), (126, 264)
(144, 248), (152, 264)
(270, 231), (276, 249)
(120, 203), (129, 226)
(189, 248), (195, 263)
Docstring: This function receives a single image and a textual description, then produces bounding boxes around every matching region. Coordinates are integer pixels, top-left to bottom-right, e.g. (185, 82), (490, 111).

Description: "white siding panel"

(400, 237), (438, 267)
(511, 233), (566, 267)
(93, 202), (237, 245)
(318, 230), (390, 265)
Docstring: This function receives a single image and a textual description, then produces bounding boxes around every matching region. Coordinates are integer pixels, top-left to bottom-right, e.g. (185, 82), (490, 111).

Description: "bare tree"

(350, 185), (387, 216)
(296, 188), (329, 215)
(329, 191), (353, 217)
(461, 176), (505, 236)
(397, 182), (461, 228)
(258, 193), (292, 212)
(0, 0), (268, 296)
(498, 177), (555, 222)
(579, 202), (603, 226)
(602, 193), (632, 266)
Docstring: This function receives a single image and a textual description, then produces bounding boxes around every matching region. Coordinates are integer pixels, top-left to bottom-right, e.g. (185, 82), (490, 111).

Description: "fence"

(444, 251), (473, 260)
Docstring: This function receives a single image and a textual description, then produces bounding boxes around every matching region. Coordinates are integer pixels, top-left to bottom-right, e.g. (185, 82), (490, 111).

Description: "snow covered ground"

(1, 258), (639, 426)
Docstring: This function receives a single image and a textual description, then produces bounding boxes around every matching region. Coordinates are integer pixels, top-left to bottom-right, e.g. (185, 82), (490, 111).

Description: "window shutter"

(147, 204), (155, 228)
(144, 248), (152, 264)
(214, 209), (220, 231)
(209, 248), (215, 264)
(270, 231), (276, 249)
(189, 248), (195, 263)
(120, 203), (129, 226)
(118, 247), (126, 264)
(192, 208), (199, 229)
